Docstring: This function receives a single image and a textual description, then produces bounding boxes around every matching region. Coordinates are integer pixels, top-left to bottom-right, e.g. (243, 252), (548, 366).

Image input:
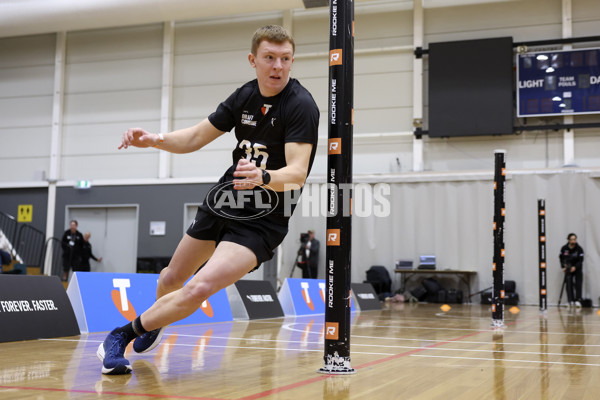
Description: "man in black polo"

(97, 25), (319, 375)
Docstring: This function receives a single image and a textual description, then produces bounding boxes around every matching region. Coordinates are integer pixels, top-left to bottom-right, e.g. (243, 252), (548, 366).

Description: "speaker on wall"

(428, 37), (514, 138)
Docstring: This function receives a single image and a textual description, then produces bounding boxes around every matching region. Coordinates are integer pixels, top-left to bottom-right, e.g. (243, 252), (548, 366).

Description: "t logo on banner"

(111, 278), (137, 321)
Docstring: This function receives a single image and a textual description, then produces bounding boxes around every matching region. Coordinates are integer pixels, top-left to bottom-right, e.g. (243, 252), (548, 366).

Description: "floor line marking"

(0, 385), (219, 400)
(410, 354), (600, 367)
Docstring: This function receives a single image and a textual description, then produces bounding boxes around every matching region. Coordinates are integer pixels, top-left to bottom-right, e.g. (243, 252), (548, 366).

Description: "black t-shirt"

(204, 78), (319, 223)
(559, 243), (584, 270)
(80, 242), (98, 267)
(61, 229), (84, 261)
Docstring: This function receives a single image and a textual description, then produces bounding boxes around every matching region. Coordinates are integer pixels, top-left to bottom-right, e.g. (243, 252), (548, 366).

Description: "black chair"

(364, 266), (392, 299)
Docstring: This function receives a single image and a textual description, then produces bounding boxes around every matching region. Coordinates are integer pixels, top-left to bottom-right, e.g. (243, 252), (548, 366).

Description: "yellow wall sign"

(18, 205), (33, 223)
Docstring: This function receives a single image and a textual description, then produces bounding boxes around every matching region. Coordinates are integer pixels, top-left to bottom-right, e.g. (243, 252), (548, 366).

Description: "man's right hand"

(118, 128), (159, 149)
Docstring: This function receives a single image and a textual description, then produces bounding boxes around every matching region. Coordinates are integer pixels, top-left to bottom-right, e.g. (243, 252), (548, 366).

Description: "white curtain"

(282, 171), (600, 305)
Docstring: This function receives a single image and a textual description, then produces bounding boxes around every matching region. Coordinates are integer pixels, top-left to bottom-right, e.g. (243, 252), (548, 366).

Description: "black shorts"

(186, 206), (288, 267)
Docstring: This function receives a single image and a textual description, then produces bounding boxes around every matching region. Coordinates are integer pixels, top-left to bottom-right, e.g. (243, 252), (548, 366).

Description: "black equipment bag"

(480, 290), (493, 304)
(504, 280), (516, 293)
(411, 286), (428, 301)
(364, 266), (391, 295)
(447, 289), (463, 304)
(421, 277), (443, 294)
(581, 298), (593, 308)
(504, 292), (519, 305)
(436, 290), (447, 303)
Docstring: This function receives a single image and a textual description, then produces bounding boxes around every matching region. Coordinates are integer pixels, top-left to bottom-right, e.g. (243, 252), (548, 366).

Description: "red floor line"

(237, 375), (329, 400)
(239, 319), (521, 400)
(355, 328), (487, 370)
(0, 385), (219, 400)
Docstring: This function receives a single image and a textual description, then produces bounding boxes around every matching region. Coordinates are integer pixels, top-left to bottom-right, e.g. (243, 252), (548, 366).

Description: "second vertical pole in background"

(492, 150), (506, 328)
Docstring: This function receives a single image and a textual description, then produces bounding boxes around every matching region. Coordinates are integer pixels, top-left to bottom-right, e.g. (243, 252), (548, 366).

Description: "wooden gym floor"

(0, 303), (599, 400)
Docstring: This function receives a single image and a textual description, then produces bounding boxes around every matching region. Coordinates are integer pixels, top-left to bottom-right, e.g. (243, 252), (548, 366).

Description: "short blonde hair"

(251, 25), (295, 55)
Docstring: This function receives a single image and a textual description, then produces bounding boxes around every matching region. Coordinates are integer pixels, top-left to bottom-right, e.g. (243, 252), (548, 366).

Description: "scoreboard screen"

(517, 48), (600, 117)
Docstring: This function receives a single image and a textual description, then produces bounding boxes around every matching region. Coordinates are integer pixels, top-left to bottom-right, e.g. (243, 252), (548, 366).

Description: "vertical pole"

(492, 150), (506, 328)
(158, 21), (174, 179)
(538, 199), (547, 312)
(412, 0), (424, 172)
(319, 0), (355, 375)
(562, 0), (575, 167)
(45, 31), (66, 275)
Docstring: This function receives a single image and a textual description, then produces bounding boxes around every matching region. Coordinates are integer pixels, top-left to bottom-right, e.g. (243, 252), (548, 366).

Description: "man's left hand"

(233, 159), (262, 190)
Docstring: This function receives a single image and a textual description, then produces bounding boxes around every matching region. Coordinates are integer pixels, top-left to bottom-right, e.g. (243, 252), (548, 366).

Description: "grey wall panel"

(0, 188), (48, 233)
(54, 184), (212, 258)
(65, 58), (162, 93)
(1, 126), (52, 158)
(172, 84), (244, 122)
(61, 24), (163, 181)
(0, 34), (56, 68)
(173, 52), (253, 87)
(171, 147), (236, 179)
(65, 25), (163, 63)
(424, 133), (564, 171)
(0, 33), (55, 184)
(63, 90), (161, 126)
(425, 0), (562, 39)
(355, 72), (411, 109)
(0, 117), (52, 181)
(0, 65), (55, 97)
(0, 96), (53, 128)
(353, 138), (414, 174)
(61, 153), (160, 180)
(291, 14), (328, 52)
(0, 158), (50, 182)
(175, 17), (280, 55)
(354, 108), (413, 137)
(576, 132), (600, 168)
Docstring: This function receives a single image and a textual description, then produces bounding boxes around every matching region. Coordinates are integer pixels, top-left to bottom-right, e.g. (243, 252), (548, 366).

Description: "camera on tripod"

(300, 233), (309, 244)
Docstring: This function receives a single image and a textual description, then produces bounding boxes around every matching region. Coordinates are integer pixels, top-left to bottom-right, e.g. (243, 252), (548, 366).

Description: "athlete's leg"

(132, 234), (215, 354)
(155, 234), (216, 299)
(99, 239), (256, 373)
(139, 240), (257, 331)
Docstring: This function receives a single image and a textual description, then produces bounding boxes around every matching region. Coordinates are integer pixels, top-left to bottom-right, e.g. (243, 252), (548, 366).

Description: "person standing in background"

(78, 232), (102, 272)
(61, 220), (84, 281)
(303, 230), (319, 279)
(559, 233), (584, 308)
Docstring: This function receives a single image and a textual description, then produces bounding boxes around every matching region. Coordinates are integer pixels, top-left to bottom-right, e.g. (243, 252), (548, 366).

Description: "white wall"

(62, 25), (164, 180)
(0, 34), (55, 181)
(2, 0), (600, 182)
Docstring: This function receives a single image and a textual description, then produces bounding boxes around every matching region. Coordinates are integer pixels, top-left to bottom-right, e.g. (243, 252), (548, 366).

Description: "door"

(67, 206), (138, 273)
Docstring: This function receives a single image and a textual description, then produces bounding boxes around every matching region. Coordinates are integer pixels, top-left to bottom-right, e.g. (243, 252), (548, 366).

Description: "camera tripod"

(288, 244), (315, 279)
(558, 269), (570, 307)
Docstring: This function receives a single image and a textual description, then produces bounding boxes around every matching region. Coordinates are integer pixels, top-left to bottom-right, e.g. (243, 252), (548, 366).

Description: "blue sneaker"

(96, 328), (133, 375)
(133, 327), (166, 353)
